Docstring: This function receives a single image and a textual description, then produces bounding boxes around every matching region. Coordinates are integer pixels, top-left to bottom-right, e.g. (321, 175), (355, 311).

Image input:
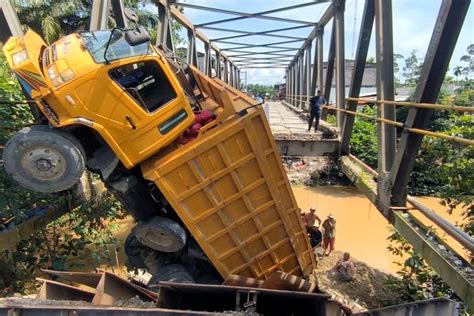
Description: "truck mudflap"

(141, 68), (316, 280)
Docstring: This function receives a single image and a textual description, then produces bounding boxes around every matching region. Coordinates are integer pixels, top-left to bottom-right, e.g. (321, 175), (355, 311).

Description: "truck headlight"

(12, 50), (29, 65)
(48, 65), (63, 87)
(47, 65), (75, 87)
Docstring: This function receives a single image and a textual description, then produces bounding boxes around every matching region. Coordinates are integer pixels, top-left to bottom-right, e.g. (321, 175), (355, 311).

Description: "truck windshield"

(81, 30), (150, 63)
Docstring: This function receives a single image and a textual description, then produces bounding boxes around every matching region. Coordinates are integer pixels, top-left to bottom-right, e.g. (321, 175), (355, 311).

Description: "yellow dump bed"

(141, 67), (316, 280)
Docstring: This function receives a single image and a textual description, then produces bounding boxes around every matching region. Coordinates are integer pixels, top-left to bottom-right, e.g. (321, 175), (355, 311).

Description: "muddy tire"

(3, 125), (85, 193)
(124, 231), (147, 269)
(135, 216), (187, 253)
(149, 264), (194, 284)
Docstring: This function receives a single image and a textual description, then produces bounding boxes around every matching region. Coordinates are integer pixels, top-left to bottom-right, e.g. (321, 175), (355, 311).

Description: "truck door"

(93, 57), (190, 165)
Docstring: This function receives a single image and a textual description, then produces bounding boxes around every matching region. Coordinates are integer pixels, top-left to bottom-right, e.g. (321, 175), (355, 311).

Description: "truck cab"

(3, 28), (194, 192)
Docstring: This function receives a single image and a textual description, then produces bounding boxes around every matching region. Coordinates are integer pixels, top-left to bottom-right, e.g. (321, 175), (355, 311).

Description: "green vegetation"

(385, 229), (458, 304)
(246, 84), (276, 98)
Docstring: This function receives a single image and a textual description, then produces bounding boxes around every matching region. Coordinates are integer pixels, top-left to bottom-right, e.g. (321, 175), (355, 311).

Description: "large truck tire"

(124, 230), (147, 269)
(135, 216), (186, 253)
(3, 125), (85, 193)
(149, 264), (194, 284)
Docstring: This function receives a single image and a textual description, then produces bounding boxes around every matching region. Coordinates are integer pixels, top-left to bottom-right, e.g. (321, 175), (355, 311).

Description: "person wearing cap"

(308, 222), (322, 249)
(304, 207), (321, 233)
(322, 214), (336, 256)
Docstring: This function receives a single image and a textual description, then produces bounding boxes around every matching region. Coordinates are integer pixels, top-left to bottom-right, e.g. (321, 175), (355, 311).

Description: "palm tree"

(13, 0), (90, 44)
(12, 0), (181, 48)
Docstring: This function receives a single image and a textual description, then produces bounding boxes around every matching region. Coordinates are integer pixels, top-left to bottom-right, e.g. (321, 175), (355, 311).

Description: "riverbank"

(315, 250), (401, 310)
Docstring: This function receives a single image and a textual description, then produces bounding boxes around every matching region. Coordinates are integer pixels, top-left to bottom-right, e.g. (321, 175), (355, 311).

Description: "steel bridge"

(0, 0), (473, 310)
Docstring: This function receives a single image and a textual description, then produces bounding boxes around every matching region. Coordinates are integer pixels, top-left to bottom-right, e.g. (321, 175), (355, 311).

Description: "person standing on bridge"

(308, 90), (327, 132)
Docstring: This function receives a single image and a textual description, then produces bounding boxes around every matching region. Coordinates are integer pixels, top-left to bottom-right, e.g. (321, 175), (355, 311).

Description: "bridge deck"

(267, 101), (323, 140)
(267, 101), (339, 157)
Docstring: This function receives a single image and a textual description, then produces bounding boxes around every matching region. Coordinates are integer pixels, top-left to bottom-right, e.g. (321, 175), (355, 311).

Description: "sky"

(173, 0), (474, 86)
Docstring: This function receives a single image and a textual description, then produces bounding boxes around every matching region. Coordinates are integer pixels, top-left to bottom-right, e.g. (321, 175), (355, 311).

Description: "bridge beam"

(334, 0), (346, 127)
(0, 0), (23, 43)
(216, 50), (222, 79)
(292, 57), (297, 106)
(110, 0), (127, 28)
(186, 29), (197, 66)
(90, 0), (110, 31)
(298, 53), (304, 108)
(316, 28), (324, 95)
(389, 0), (471, 206)
(375, 0), (396, 179)
(322, 20), (336, 120)
(341, 0), (375, 154)
(304, 42), (312, 110)
(156, 0), (174, 51)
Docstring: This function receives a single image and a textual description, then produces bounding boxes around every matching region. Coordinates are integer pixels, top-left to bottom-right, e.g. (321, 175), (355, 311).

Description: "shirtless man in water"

(304, 207), (321, 233)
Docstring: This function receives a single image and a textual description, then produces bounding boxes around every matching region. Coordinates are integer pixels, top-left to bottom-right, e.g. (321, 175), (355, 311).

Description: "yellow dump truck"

(2, 26), (315, 283)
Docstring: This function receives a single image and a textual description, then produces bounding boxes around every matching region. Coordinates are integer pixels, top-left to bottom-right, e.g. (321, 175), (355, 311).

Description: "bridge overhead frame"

(171, 0), (333, 78)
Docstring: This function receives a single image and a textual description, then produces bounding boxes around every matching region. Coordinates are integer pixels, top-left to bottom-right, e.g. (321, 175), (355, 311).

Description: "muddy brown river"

(293, 185), (468, 274)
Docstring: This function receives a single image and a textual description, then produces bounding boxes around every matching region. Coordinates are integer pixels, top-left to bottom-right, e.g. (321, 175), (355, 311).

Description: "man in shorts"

(322, 214), (336, 256)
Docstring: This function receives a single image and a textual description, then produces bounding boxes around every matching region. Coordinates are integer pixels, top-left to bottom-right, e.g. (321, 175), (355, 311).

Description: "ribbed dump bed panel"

(142, 108), (316, 280)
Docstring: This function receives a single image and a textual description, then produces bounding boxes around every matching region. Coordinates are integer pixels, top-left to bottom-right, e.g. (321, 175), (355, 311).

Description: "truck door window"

(110, 61), (177, 113)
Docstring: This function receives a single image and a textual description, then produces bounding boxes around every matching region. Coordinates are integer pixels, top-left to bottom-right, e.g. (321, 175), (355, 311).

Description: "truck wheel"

(124, 231), (147, 269)
(3, 125), (85, 193)
(135, 216), (186, 253)
(149, 264), (194, 284)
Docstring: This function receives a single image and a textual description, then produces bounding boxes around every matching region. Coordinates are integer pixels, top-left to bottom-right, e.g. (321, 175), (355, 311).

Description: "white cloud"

(243, 68), (286, 86)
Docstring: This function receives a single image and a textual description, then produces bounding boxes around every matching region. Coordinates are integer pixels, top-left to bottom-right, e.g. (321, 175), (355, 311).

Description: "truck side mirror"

(124, 26), (150, 46)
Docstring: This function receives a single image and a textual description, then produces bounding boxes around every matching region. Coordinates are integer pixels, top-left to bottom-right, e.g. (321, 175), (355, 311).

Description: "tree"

(459, 43), (474, 77)
(246, 84), (275, 98)
(393, 53), (404, 87)
(13, 0), (89, 44)
(402, 50), (423, 86)
(385, 229), (459, 306)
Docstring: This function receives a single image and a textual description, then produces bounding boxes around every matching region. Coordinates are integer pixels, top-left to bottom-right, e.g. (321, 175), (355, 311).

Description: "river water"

(292, 185), (468, 274)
